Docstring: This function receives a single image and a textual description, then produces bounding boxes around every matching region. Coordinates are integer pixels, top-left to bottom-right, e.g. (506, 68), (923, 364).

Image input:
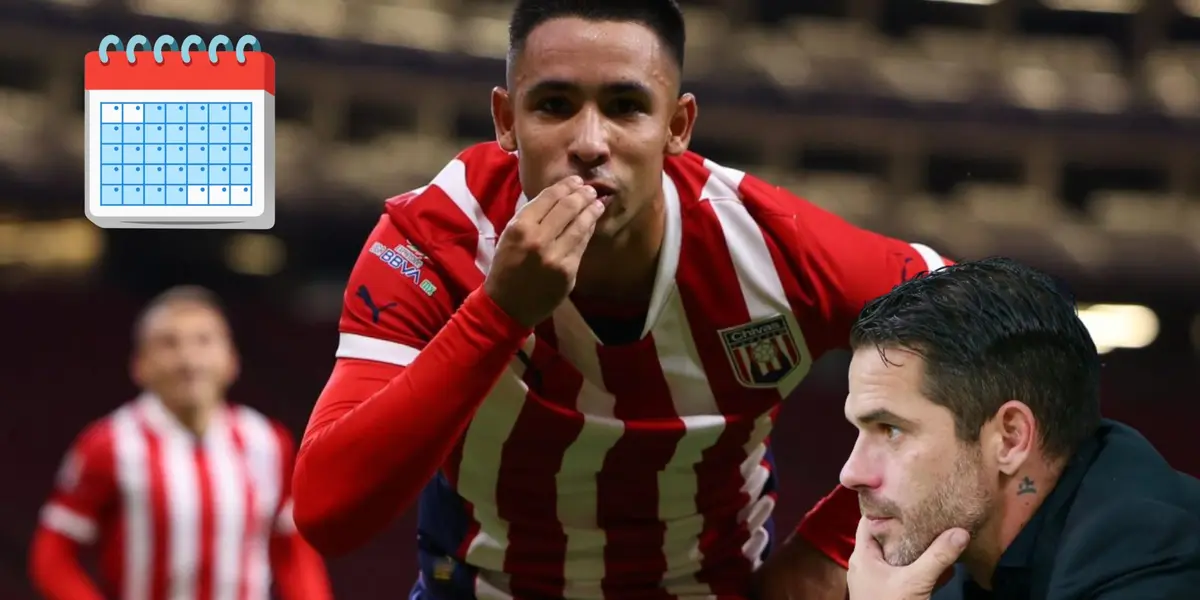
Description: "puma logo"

(356, 285), (397, 323)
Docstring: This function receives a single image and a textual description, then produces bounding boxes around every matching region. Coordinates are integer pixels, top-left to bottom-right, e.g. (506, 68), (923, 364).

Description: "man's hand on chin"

(754, 534), (848, 600)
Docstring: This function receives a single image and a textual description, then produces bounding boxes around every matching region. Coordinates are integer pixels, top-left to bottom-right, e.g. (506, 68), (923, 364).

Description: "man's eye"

(535, 98), (570, 114)
(609, 98), (643, 115)
(883, 425), (902, 440)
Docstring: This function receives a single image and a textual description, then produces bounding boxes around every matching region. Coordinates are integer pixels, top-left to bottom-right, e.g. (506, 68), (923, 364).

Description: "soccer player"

(839, 258), (1200, 600)
(30, 286), (332, 600)
(292, 1), (951, 598)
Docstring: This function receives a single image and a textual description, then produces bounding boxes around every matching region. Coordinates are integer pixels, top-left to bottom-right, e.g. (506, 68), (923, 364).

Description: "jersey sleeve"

(780, 187), (953, 347)
(334, 213), (457, 368)
(38, 421), (117, 545)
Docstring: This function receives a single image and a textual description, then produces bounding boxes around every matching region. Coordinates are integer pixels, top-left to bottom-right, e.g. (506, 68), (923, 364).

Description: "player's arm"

(292, 216), (531, 556)
(29, 423), (117, 600)
(266, 422), (333, 600)
(1056, 501), (1200, 599)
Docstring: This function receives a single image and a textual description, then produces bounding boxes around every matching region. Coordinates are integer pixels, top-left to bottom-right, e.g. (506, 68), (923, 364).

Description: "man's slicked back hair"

(508, 0), (687, 70)
(850, 257), (1102, 460)
(133, 285), (229, 344)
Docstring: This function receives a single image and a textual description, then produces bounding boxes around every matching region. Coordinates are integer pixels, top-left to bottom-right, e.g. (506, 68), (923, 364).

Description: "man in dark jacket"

(835, 257), (1200, 600)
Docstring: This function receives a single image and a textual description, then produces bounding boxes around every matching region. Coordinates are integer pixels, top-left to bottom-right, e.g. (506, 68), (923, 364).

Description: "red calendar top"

(84, 51), (275, 94)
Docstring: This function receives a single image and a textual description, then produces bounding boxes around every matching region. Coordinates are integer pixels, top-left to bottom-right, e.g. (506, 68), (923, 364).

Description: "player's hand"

(484, 175), (606, 327)
(847, 517), (968, 600)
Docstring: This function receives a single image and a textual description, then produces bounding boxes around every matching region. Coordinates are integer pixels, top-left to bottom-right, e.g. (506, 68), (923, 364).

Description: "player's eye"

(608, 98), (644, 115)
(534, 97), (572, 115)
(880, 424), (902, 441)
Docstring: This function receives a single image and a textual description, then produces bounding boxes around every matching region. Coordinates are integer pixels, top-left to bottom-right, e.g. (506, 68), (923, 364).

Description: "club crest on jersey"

(719, 315), (802, 388)
(369, 241), (437, 296)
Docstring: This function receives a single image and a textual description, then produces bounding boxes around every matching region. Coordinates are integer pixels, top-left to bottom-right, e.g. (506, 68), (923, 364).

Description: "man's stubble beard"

(885, 445), (994, 567)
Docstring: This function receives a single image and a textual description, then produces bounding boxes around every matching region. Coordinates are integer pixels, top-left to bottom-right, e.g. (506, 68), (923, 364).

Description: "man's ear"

(664, 93), (697, 156)
(989, 400), (1037, 476)
(492, 86), (517, 152)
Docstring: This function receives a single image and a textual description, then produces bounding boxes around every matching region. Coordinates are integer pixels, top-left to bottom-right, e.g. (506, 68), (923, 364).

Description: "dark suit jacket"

(935, 419), (1200, 600)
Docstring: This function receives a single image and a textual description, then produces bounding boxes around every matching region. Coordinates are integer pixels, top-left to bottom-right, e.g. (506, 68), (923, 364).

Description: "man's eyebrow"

(526, 79), (654, 96)
(853, 408), (917, 429)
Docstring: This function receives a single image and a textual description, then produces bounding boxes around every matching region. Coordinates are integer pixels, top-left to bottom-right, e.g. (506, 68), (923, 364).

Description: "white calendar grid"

(86, 89), (272, 222)
(98, 101), (252, 206)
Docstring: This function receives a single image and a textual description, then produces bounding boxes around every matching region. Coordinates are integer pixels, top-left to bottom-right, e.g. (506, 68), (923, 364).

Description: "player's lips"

(585, 182), (617, 205)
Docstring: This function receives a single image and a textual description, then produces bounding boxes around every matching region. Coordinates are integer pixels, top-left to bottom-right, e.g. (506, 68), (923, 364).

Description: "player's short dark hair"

(508, 0), (686, 70)
(850, 257), (1101, 460)
(133, 285), (229, 343)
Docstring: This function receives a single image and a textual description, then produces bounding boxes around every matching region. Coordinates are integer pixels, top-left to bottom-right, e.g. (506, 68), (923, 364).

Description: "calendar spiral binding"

(96, 34), (263, 66)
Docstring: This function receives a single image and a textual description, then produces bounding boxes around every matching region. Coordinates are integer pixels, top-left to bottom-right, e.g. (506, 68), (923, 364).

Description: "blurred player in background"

(29, 286), (331, 600)
(293, 1), (951, 598)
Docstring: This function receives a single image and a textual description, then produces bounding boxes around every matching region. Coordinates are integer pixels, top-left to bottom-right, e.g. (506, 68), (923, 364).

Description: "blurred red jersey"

(33, 394), (328, 600)
(298, 142), (951, 599)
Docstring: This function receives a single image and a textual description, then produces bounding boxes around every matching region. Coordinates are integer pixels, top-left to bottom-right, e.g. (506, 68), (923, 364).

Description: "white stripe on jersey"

(336, 332), (421, 366)
(40, 503), (98, 544)
(910, 242), (946, 271)
(431, 158), (497, 274)
(113, 405), (152, 600)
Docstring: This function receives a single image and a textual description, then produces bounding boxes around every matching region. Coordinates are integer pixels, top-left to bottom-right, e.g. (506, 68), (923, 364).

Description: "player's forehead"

(845, 347), (929, 419)
(512, 17), (675, 94)
(138, 301), (227, 338)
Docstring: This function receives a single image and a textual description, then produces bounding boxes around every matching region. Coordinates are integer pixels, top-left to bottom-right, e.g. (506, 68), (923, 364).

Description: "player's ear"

(664, 92), (697, 156)
(991, 400), (1037, 476)
(491, 87), (517, 152)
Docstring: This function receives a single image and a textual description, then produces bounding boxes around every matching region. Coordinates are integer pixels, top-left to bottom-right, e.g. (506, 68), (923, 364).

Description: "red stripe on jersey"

(499, 319), (584, 598)
(674, 200), (765, 594)
(228, 421), (258, 600)
(142, 420), (170, 600)
(194, 447), (216, 600)
(597, 336), (683, 597)
(459, 144), (523, 232)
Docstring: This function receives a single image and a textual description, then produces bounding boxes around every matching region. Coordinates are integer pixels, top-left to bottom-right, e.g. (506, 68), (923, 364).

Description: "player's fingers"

(851, 516), (886, 564)
(909, 528), (969, 581)
(539, 185), (596, 240)
(552, 199), (604, 263)
(515, 176), (584, 223)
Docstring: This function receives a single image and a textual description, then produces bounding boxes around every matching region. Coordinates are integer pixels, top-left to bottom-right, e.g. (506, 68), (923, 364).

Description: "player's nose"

(567, 107), (609, 167)
(839, 436), (881, 491)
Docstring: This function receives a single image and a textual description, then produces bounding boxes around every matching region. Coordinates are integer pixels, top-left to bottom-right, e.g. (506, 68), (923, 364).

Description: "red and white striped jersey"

(38, 394), (298, 600)
(334, 142), (949, 598)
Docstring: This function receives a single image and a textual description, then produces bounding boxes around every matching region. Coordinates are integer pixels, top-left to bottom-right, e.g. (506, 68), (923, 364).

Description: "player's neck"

(575, 190), (665, 302)
(164, 399), (221, 437)
(962, 457), (1062, 590)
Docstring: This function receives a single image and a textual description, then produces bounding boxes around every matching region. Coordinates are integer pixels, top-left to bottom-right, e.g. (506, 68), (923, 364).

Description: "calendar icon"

(84, 34), (276, 229)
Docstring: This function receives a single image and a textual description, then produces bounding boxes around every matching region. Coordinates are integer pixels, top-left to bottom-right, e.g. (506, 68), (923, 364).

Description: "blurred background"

(1, 0), (1198, 597)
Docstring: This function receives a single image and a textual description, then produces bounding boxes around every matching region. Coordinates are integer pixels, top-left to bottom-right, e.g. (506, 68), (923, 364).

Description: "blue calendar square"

(102, 165), (121, 185)
(188, 124), (208, 143)
(188, 145), (209, 163)
(123, 185), (144, 204)
(231, 145), (252, 164)
(145, 185), (165, 204)
(123, 124), (143, 144)
(102, 125), (122, 144)
(231, 124), (252, 144)
(101, 145), (122, 164)
(209, 145), (230, 163)
(86, 37), (275, 227)
(146, 145), (165, 163)
(146, 124), (165, 144)
(166, 104), (187, 122)
(101, 185), (122, 205)
(231, 165), (252, 185)
(188, 104), (208, 122)
(145, 104), (165, 122)
(122, 145), (143, 163)
(231, 103), (252, 122)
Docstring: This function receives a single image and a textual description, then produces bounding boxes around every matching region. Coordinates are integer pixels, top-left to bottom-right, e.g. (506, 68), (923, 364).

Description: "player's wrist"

(461, 287), (534, 344)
